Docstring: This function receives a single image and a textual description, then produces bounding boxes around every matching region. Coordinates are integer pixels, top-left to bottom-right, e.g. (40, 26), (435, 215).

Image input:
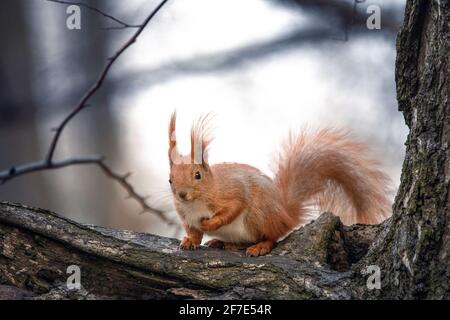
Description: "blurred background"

(0, 0), (407, 238)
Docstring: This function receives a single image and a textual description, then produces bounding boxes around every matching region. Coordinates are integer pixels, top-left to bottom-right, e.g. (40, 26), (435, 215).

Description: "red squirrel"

(168, 112), (392, 256)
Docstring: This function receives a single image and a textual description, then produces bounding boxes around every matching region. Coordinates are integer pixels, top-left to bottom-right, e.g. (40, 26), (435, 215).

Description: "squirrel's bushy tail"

(273, 129), (392, 225)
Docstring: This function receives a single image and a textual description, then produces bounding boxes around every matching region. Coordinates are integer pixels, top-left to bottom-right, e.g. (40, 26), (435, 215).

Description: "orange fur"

(205, 239), (247, 251)
(168, 113), (392, 256)
(180, 224), (203, 250)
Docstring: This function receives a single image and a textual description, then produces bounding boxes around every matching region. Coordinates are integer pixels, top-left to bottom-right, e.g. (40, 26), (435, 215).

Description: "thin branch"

(0, 157), (175, 225)
(46, 0), (141, 29)
(0, 0), (172, 223)
(273, 0), (402, 32)
(101, 25), (141, 31)
(95, 163), (173, 223)
(108, 2), (402, 89)
(0, 156), (103, 183)
(111, 27), (334, 88)
(46, 0), (170, 163)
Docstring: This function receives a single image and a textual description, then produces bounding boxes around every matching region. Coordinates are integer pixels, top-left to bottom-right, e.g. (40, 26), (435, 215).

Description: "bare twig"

(46, 0), (141, 29)
(101, 25), (141, 31)
(0, 156), (103, 183)
(46, 0), (169, 163)
(0, 157), (175, 225)
(0, 0), (172, 224)
(96, 163), (172, 222)
(274, 0), (402, 32)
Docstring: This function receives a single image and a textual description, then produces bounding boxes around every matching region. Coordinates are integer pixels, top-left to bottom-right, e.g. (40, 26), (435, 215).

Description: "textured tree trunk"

(0, 0), (448, 300)
(357, 0), (449, 299)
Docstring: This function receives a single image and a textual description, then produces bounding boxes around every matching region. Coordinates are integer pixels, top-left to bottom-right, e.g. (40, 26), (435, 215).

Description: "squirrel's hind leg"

(246, 240), (276, 257)
(205, 239), (247, 252)
(205, 239), (276, 256)
(205, 239), (225, 249)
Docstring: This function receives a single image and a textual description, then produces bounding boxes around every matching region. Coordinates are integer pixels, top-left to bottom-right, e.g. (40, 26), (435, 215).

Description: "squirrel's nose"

(178, 191), (187, 200)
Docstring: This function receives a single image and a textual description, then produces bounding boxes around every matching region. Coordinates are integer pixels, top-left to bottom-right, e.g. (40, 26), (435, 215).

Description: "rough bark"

(0, 0), (448, 300)
(0, 201), (379, 300)
(355, 0), (449, 299)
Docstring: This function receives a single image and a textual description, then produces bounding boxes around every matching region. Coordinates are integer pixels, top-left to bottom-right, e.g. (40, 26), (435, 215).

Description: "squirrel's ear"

(168, 112), (178, 167)
(191, 114), (214, 169)
(200, 146), (210, 172)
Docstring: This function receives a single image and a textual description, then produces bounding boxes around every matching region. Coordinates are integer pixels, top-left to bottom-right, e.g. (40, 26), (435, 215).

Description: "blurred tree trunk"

(29, 0), (126, 228)
(0, 1), (34, 121)
(61, 0), (124, 227)
(0, 0), (49, 204)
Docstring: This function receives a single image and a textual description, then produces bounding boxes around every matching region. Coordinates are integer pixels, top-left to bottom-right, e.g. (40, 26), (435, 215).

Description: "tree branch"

(95, 162), (175, 224)
(0, 157), (175, 225)
(273, 0), (403, 33)
(0, 0), (171, 221)
(0, 201), (382, 299)
(46, 0), (141, 29)
(0, 157), (102, 183)
(45, 0), (169, 163)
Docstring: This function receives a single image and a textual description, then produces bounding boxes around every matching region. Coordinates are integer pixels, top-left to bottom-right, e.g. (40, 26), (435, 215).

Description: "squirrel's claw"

(246, 240), (276, 257)
(180, 237), (200, 250)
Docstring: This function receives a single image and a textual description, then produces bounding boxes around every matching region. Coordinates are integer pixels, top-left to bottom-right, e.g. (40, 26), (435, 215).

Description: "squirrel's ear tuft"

(191, 113), (214, 169)
(168, 112), (178, 166)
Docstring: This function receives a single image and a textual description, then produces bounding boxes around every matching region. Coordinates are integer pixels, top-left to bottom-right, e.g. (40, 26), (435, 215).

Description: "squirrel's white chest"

(176, 200), (256, 244)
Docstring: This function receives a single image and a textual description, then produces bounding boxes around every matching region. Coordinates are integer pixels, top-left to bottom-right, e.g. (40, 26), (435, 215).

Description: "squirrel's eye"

(195, 171), (201, 180)
(169, 179), (172, 184)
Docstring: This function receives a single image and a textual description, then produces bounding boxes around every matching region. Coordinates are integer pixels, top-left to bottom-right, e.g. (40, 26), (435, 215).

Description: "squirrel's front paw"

(180, 237), (200, 250)
(200, 218), (221, 232)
